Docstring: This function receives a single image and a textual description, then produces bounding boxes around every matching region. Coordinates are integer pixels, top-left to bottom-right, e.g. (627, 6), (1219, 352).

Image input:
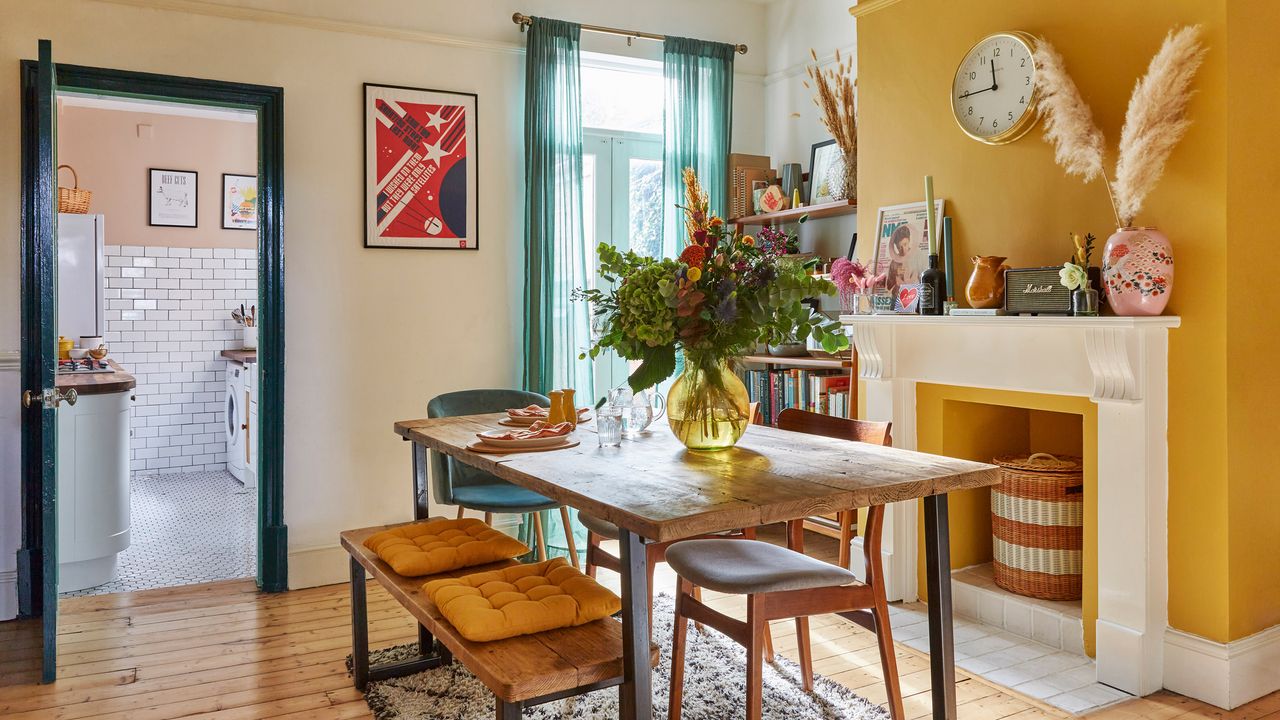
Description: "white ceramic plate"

(475, 430), (573, 449)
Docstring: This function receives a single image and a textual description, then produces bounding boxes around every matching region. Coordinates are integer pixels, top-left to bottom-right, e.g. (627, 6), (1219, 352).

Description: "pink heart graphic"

(898, 287), (918, 307)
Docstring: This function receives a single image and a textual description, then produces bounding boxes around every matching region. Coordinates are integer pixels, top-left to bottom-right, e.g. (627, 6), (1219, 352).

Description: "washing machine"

(226, 363), (246, 482)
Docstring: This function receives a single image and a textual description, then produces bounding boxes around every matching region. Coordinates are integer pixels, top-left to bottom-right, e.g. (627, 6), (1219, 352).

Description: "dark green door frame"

(18, 61), (288, 610)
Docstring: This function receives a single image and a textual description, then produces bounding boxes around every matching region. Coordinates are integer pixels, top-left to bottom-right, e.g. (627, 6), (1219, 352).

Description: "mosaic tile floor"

(60, 470), (257, 598)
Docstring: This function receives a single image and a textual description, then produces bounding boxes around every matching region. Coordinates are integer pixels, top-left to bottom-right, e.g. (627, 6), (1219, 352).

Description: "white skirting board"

(1163, 624), (1280, 709)
(289, 512), (525, 590)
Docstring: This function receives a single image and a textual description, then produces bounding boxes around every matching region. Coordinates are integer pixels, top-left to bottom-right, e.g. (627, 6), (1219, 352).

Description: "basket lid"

(993, 453), (1083, 474)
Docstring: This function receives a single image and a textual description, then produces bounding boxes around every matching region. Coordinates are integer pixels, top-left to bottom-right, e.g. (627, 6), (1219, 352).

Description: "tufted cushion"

(363, 518), (530, 577)
(423, 557), (621, 642)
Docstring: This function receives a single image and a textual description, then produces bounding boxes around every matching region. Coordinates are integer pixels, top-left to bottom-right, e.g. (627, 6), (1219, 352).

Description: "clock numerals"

(951, 32), (1039, 144)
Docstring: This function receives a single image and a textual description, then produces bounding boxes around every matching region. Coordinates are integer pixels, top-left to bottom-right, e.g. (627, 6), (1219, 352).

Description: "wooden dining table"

(394, 413), (1000, 720)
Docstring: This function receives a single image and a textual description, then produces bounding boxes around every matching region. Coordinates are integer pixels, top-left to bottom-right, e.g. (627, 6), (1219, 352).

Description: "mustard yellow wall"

(1224, 0), (1280, 640)
(857, 0), (1239, 641)
(915, 384), (1097, 656)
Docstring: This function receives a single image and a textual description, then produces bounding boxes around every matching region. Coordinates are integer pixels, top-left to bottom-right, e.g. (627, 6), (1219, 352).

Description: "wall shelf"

(730, 198), (856, 228)
(740, 353), (852, 370)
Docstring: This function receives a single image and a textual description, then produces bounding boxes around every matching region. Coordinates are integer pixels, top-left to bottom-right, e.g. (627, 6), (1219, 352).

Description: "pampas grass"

(804, 48), (857, 197)
(1114, 26), (1206, 225)
(1034, 26), (1205, 228)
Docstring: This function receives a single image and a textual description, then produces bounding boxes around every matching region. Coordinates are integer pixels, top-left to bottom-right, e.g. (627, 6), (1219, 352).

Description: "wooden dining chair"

(427, 389), (578, 567)
(666, 512), (903, 720)
(776, 408), (891, 569)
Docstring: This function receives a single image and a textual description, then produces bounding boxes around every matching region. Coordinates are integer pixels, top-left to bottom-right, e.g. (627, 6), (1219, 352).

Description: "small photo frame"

(893, 283), (924, 313)
(222, 173), (258, 230)
(149, 168), (198, 227)
(807, 139), (840, 205)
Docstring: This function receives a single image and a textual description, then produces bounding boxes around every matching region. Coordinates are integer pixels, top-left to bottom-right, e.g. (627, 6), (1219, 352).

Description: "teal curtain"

(661, 36), (735, 258)
(520, 17), (591, 561)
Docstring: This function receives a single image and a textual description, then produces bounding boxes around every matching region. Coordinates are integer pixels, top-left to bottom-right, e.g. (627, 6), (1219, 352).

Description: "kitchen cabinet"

(56, 384), (132, 592)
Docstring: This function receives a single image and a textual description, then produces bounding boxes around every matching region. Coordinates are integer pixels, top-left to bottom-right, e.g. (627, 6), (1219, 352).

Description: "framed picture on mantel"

(149, 168), (198, 228)
(364, 83), (478, 250)
(871, 199), (945, 299)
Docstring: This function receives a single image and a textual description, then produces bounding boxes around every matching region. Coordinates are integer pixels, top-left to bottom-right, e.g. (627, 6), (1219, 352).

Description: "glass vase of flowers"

(1060, 233), (1099, 317)
(578, 168), (849, 450)
(831, 257), (886, 315)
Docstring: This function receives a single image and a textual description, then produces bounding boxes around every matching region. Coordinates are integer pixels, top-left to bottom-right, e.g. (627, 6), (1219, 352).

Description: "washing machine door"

(226, 371), (243, 474)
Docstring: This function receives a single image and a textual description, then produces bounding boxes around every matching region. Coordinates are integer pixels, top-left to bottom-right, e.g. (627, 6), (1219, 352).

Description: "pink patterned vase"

(1101, 227), (1173, 316)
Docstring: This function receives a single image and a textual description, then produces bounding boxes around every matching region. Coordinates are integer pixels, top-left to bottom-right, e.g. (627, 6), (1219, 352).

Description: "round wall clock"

(951, 31), (1040, 145)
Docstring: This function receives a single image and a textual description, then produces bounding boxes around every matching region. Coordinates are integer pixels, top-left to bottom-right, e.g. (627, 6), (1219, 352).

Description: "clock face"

(951, 32), (1038, 144)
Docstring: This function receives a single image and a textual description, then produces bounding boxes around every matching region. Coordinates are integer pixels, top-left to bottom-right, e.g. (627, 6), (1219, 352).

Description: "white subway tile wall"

(104, 245), (257, 473)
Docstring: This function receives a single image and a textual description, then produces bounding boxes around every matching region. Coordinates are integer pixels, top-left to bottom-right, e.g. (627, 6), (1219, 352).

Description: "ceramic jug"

(966, 256), (1010, 309)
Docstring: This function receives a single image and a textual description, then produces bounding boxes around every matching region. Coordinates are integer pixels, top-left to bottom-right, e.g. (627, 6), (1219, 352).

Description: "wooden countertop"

(55, 360), (136, 396)
(220, 348), (257, 364)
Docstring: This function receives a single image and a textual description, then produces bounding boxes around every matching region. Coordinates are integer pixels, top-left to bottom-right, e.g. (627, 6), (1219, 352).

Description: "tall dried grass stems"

(1033, 26), (1205, 229)
(804, 48), (858, 167)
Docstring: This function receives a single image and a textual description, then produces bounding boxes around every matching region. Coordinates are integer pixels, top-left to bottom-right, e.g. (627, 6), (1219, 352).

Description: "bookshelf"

(729, 198), (857, 231)
(740, 352), (861, 542)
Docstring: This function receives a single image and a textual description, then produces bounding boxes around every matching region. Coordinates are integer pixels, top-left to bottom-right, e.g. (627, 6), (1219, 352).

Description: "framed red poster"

(365, 83), (478, 249)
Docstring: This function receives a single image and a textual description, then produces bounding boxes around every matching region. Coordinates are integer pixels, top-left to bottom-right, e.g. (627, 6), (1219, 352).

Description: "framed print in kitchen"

(149, 168), (198, 227)
(365, 83), (478, 249)
(807, 139), (840, 205)
(871, 199), (945, 300)
(222, 173), (258, 230)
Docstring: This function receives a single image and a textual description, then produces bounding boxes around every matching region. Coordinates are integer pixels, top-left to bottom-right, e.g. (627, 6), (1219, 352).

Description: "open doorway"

(53, 94), (260, 597)
(17, 45), (286, 682)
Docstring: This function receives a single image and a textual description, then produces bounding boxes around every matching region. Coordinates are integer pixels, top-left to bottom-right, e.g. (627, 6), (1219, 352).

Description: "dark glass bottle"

(919, 254), (946, 315)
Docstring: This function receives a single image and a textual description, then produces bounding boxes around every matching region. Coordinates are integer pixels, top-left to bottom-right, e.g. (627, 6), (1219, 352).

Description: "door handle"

(22, 387), (78, 409)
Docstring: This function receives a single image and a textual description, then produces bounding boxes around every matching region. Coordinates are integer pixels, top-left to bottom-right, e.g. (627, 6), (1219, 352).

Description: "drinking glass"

(597, 406), (623, 447)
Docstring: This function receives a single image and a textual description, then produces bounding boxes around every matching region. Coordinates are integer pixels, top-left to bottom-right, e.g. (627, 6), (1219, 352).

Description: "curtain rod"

(511, 13), (748, 54)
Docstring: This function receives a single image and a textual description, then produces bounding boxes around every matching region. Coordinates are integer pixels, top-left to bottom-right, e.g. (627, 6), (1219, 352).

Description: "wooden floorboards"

(0, 529), (1275, 719)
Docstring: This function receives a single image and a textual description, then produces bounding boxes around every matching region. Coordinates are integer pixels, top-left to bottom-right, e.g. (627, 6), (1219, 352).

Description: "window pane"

(628, 158), (663, 258)
(581, 65), (662, 134)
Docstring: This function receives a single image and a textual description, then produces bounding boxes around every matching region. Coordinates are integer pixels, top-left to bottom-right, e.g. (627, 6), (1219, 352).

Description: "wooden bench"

(341, 521), (658, 718)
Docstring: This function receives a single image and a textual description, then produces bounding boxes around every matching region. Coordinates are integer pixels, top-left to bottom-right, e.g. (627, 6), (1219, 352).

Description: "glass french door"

(583, 131), (662, 393)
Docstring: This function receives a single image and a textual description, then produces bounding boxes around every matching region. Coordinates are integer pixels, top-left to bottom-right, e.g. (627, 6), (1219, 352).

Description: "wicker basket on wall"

(57, 164), (92, 214)
(991, 453), (1083, 600)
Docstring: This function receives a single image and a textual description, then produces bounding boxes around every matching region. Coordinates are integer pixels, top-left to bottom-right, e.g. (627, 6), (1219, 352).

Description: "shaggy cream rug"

(351, 595), (888, 719)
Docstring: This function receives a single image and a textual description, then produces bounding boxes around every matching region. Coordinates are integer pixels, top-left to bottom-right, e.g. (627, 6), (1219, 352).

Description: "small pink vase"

(1101, 227), (1173, 316)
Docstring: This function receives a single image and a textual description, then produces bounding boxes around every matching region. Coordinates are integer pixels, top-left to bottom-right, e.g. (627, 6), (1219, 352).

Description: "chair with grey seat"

(427, 389), (578, 565)
(665, 513), (904, 720)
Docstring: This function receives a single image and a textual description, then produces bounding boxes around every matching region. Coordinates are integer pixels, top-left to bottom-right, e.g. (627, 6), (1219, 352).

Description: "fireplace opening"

(913, 383), (1097, 657)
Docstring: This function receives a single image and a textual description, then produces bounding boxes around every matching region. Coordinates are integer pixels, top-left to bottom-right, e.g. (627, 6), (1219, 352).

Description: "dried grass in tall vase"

(1033, 27), (1206, 228)
(804, 48), (857, 201)
(1114, 26), (1206, 226)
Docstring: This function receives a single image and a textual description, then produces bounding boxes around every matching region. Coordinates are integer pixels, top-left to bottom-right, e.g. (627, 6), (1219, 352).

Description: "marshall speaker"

(1004, 266), (1103, 315)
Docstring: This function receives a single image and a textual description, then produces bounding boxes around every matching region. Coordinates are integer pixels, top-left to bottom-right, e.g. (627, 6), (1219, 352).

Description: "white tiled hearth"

(953, 563), (1085, 655)
(841, 314), (1180, 698)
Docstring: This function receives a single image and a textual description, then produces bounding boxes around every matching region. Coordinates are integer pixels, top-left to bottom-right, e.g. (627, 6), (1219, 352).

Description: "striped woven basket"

(991, 453), (1083, 600)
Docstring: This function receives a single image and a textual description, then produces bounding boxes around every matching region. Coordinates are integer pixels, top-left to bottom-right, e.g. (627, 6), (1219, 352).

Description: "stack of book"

(742, 368), (851, 425)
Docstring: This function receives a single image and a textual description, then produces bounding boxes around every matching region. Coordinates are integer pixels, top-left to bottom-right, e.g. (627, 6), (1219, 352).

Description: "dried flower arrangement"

(804, 48), (858, 201)
(1033, 26), (1206, 228)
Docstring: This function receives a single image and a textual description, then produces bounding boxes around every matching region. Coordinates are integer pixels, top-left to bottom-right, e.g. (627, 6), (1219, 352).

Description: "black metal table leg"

(617, 528), (651, 720)
(412, 441), (430, 521)
(496, 698), (524, 719)
(923, 494), (957, 720)
(350, 555), (370, 691)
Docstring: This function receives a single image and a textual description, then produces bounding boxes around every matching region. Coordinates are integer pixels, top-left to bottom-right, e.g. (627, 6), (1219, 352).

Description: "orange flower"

(679, 244), (706, 268)
(709, 216), (724, 227)
(742, 235), (755, 246)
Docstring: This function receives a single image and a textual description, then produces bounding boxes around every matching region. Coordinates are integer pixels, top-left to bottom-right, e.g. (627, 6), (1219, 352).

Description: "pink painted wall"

(57, 105), (258, 249)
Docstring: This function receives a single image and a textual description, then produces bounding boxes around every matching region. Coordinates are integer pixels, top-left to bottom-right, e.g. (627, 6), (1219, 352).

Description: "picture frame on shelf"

(871, 199), (946, 300)
(148, 168), (198, 228)
(364, 83), (478, 249)
(221, 173), (258, 230)
(845, 231), (858, 261)
(807, 139), (840, 205)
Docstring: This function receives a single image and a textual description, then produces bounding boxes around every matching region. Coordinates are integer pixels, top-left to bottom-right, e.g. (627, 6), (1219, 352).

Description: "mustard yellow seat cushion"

(363, 518), (530, 577)
(424, 557), (622, 642)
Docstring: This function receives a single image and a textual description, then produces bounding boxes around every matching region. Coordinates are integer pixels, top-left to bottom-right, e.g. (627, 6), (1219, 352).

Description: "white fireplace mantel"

(840, 313), (1179, 697)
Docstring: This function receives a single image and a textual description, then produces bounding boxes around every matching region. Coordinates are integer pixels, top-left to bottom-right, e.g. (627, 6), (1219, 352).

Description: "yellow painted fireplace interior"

(912, 383), (1098, 657)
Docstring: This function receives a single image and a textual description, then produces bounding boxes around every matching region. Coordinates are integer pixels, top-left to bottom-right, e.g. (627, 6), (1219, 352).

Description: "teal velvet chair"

(426, 389), (577, 566)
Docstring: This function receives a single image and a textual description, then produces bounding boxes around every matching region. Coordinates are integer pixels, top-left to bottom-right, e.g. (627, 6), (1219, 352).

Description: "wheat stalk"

(1113, 25), (1206, 226)
(803, 48), (857, 161)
